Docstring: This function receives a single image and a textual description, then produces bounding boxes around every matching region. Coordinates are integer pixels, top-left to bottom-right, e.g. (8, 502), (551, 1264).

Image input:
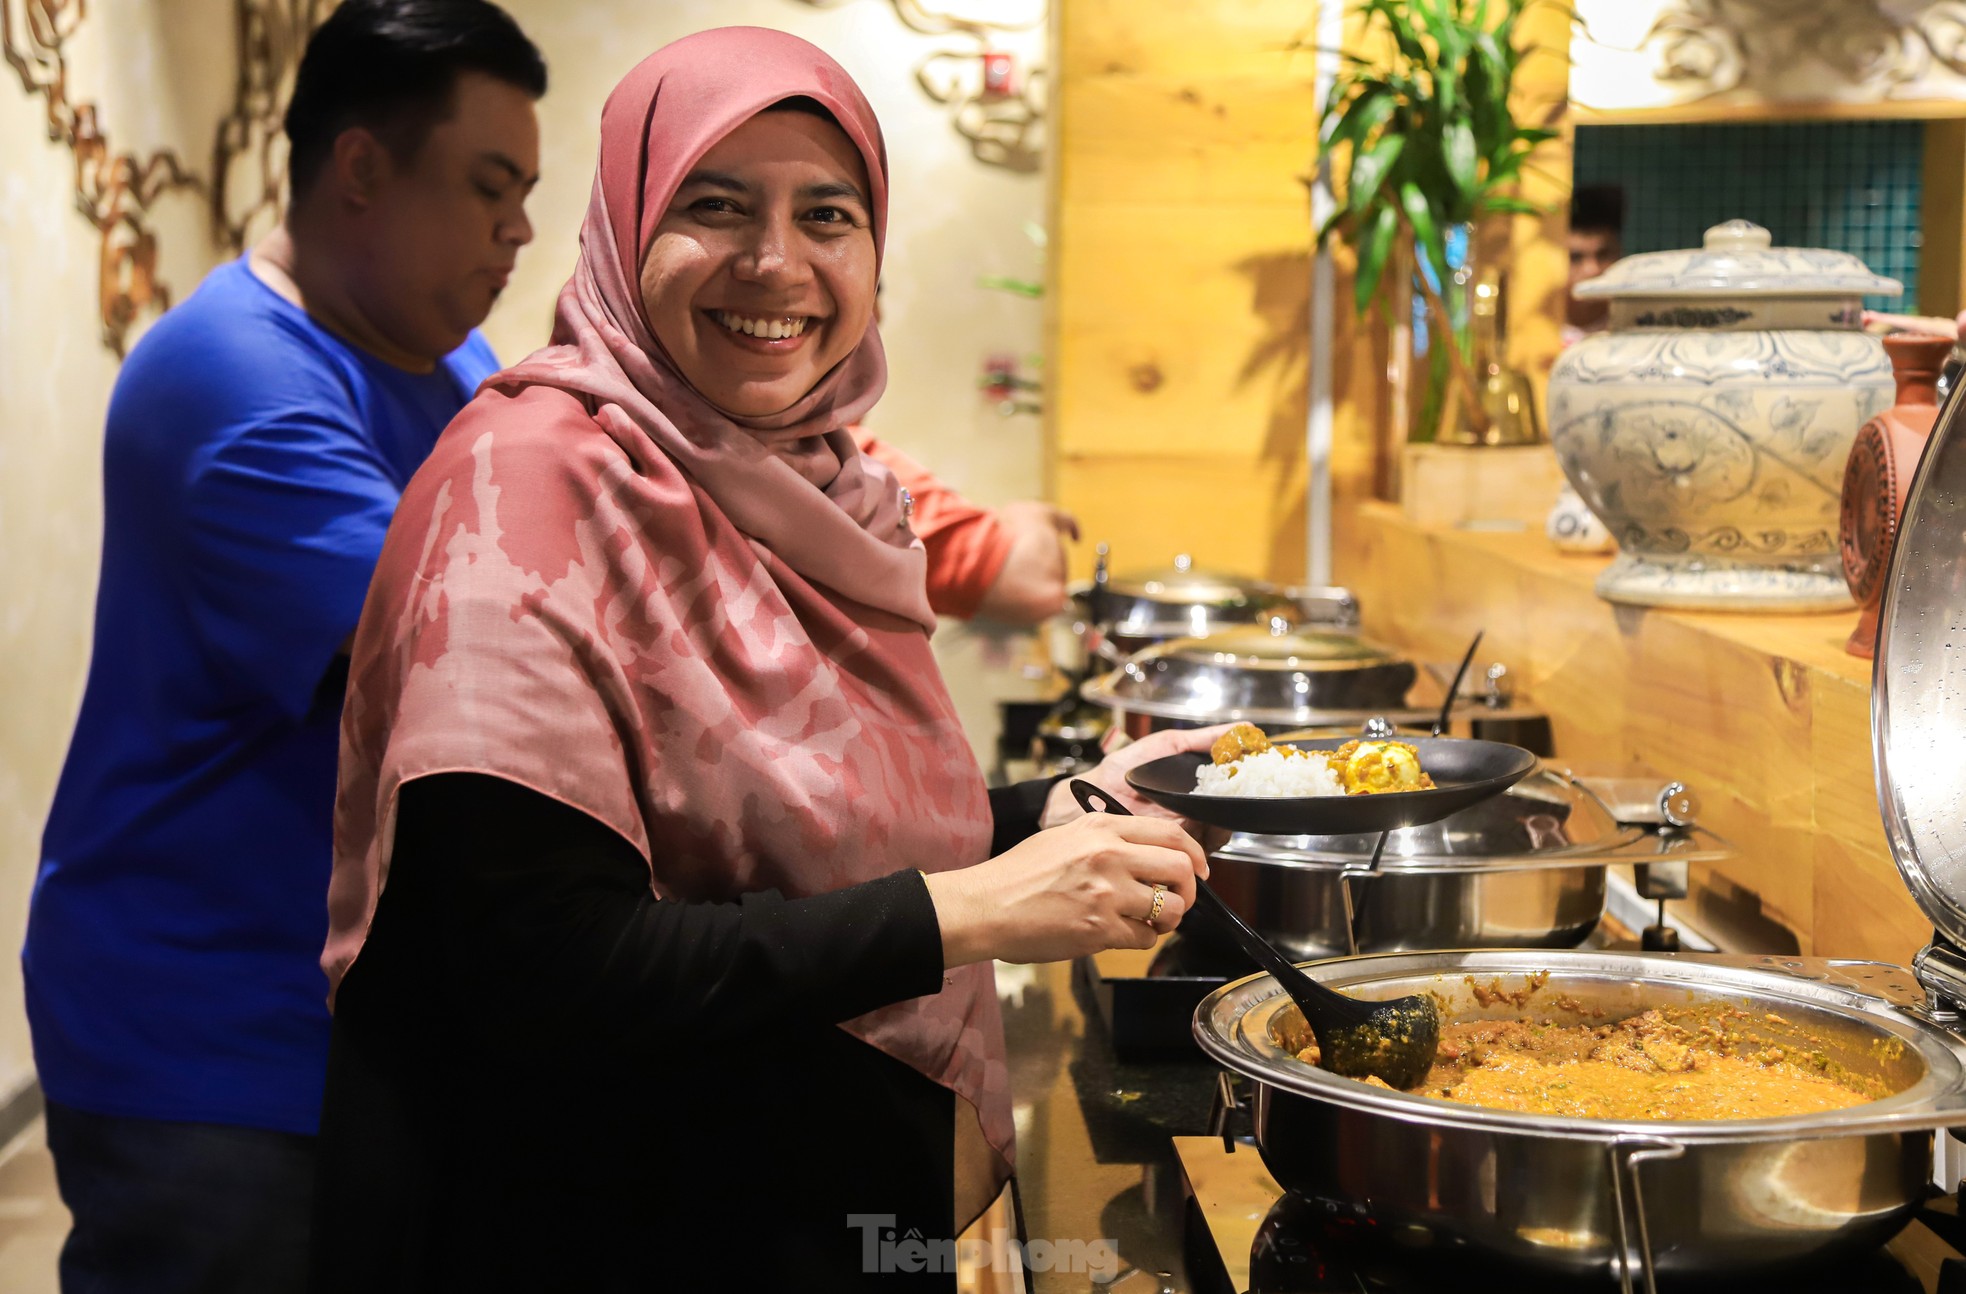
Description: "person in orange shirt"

(853, 429), (1078, 625)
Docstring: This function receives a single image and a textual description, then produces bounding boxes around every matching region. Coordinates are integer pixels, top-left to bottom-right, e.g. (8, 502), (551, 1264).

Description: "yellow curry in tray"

(1292, 987), (1889, 1121)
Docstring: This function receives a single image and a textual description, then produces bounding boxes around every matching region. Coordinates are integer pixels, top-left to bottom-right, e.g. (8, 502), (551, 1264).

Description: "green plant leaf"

(1354, 203), (1400, 317)
(1443, 120), (1478, 198)
(1476, 193), (1546, 217)
(1434, 58), (1460, 122)
(1465, 46), (1498, 151)
(1319, 72), (1362, 131)
(1320, 83), (1394, 156)
(1348, 132), (1408, 216)
(1316, 204), (1353, 247)
(1369, 0), (1429, 64)
(977, 274), (1045, 298)
(1316, 0), (1560, 314)
(1400, 182), (1451, 288)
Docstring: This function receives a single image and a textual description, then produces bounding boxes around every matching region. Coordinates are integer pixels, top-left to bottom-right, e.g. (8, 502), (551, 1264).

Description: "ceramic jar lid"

(1574, 219), (1902, 300)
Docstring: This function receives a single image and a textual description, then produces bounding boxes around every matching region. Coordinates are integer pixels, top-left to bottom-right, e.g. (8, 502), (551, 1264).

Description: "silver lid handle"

(1575, 777), (1700, 828)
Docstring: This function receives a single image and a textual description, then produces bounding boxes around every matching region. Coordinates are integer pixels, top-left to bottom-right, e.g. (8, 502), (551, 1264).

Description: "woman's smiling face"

(640, 105), (877, 418)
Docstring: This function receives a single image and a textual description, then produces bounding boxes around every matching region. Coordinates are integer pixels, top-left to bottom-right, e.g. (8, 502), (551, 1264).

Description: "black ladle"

(1433, 629), (1484, 738)
(1070, 779), (1440, 1089)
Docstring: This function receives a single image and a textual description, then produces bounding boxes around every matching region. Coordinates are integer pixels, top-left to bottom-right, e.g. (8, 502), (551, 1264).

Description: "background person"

(310, 29), (1220, 1291)
(1562, 183), (1624, 346)
(19, 3), (545, 1289)
(854, 428), (1078, 624)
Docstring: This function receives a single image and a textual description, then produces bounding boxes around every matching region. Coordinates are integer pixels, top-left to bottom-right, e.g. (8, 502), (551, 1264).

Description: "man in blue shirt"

(22, 3), (545, 1288)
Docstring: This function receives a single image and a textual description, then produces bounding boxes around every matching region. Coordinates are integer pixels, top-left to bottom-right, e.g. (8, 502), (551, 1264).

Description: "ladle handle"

(1069, 779), (1130, 819)
(1434, 629), (1485, 737)
(1186, 879), (1306, 989)
(1067, 780), (1314, 996)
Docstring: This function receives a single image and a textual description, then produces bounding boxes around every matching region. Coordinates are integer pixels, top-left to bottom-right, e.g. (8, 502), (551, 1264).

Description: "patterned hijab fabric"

(324, 26), (1011, 1190)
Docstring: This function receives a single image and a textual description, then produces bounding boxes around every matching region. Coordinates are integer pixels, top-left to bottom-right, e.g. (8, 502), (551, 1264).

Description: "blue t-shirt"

(24, 258), (499, 1134)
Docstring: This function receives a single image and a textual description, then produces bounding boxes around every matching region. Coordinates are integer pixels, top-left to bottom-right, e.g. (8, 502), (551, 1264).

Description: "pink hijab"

(325, 26), (1011, 1200)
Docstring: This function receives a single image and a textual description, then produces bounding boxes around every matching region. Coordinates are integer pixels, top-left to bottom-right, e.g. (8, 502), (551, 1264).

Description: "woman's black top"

(310, 772), (1056, 1294)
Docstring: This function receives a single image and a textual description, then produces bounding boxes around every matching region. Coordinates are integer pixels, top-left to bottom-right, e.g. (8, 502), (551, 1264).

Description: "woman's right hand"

(921, 812), (1208, 968)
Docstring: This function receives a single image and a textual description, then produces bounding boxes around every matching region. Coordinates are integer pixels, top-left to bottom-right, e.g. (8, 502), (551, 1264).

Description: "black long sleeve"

(354, 772), (948, 1058)
(987, 774), (1063, 856)
(318, 772), (966, 1291)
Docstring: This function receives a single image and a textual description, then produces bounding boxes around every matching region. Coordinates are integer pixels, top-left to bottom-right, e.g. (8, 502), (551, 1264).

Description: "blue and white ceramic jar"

(1548, 220), (1899, 611)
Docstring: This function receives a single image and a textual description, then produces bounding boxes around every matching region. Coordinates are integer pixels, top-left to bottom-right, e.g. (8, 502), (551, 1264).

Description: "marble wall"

(0, 0), (233, 1109)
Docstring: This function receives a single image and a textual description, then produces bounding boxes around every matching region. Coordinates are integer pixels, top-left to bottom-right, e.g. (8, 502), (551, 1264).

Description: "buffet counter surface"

(1337, 498), (1926, 966)
(1000, 954), (1214, 1292)
(1002, 941), (1966, 1294)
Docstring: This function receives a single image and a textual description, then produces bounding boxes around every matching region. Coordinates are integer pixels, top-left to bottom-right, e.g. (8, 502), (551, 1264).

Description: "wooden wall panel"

(1050, 0), (1320, 583)
(1054, 452), (1307, 580)
(1059, 79), (1323, 207)
(1054, 203), (1309, 460)
(1052, 1), (1572, 584)
(1502, 5), (1573, 403)
(1921, 119), (1966, 321)
(1344, 500), (1930, 966)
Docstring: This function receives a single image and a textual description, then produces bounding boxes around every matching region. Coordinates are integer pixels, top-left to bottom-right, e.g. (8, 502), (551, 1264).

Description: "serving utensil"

(1121, 735), (1536, 836)
(1433, 629), (1484, 737)
(1069, 779), (1440, 1089)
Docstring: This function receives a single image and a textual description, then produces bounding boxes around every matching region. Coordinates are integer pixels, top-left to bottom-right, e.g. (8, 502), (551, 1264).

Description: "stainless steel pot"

(1194, 950), (1966, 1288)
(1195, 767), (1730, 961)
(1081, 626), (1418, 738)
(1073, 550), (1360, 659)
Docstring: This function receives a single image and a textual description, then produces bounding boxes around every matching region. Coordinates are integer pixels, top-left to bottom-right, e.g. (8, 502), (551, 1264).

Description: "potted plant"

(1314, 0), (1563, 443)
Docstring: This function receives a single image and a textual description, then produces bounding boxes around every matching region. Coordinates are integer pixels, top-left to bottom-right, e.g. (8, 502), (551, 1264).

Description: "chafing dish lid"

(1144, 625), (1398, 669)
(1080, 626), (1415, 724)
(1874, 375), (1966, 960)
(1098, 558), (1280, 609)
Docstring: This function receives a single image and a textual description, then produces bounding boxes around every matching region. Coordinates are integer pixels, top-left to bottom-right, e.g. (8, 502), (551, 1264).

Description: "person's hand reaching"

(1038, 723), (1236, 834)
(920, 724), (1234, 969)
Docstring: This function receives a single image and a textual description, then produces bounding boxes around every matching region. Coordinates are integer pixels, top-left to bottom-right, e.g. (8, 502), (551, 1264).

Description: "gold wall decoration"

(212, 0), (336, 251)
(1574, 0), (1966, 117)
(793, 0), (1047, 172)
(2, 0), (205, 355)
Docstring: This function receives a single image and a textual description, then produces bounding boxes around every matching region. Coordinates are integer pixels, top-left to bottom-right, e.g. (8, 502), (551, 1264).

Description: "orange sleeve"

(852, 429), (1013, 621)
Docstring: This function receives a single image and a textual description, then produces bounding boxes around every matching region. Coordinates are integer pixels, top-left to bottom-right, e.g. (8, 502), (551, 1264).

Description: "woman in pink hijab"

(310, 27), (1222, 1292)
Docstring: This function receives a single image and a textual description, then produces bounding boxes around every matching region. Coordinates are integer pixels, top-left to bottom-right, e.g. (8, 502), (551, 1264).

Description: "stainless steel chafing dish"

(1043, 552), (1358, 759)
(1073, 549), (1359, 660)
(1202, 765), (1730, 962)
(1198, 952), (1965, 1285)
(1189, 359), (1966, 1292)
(1081, 625), (1419, 728)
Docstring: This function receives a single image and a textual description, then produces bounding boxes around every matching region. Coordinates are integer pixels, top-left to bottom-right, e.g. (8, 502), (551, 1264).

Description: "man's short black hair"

(1570, 184), (1626, 238)
(284, 0), (546, 199)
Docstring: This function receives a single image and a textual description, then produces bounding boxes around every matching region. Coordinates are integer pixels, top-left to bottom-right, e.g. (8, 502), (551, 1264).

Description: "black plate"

(1124, 737), (1537, 836)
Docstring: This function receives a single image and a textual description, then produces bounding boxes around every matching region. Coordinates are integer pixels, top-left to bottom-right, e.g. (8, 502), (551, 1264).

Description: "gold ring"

(1146, 884), (1168, 925)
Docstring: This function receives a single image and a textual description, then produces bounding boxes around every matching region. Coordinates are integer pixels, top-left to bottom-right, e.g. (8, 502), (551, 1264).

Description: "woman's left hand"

(1040, 723), (1235, 837)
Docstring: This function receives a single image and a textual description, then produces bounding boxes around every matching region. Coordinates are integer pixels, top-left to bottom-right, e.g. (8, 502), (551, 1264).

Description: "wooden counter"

(1338, 500), (1930, 966)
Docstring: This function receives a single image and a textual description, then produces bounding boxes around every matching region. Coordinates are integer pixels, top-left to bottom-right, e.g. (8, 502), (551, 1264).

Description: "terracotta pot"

(1840, 333), (1954, 658)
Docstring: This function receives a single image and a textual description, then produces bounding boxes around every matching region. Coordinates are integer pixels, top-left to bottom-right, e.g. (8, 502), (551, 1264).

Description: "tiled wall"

(1573, 120), (1924, 312)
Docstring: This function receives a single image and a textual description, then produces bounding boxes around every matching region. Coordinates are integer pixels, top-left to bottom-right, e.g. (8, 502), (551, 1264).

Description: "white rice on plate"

(1193, 747), (1343, 798)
